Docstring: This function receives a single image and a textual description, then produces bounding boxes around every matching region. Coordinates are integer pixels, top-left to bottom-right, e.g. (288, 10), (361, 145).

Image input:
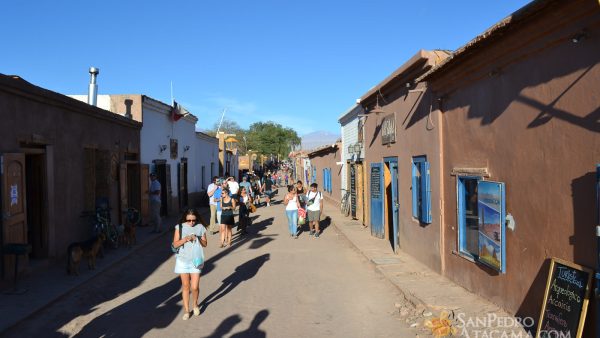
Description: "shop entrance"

(178, 159), (188, 210)
(384, 157), (399, 253)
(153, 160), (170, 216)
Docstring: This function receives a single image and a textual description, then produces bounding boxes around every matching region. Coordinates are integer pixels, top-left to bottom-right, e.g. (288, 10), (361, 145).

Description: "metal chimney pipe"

(88, 67), (99, 106)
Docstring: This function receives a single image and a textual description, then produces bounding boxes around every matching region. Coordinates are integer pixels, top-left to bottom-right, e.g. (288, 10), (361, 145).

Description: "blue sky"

(1, 0), (531, 135)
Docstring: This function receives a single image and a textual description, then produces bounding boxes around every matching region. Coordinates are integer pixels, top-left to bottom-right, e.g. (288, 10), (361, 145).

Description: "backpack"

(170, 224), (183, 253)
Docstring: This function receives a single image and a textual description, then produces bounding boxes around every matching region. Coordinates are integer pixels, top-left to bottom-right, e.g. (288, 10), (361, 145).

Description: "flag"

(171, 101), (190, 122)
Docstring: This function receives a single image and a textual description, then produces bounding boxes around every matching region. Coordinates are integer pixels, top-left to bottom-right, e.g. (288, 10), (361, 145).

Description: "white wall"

(67, 94), (111, 110)
(340, 114), (360, 197)
(194, 133), (218, 191)
(141, 97), (199, 201)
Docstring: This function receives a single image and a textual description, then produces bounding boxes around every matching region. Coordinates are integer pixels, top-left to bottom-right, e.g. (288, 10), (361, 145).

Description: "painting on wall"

(477, 181), (506, 272)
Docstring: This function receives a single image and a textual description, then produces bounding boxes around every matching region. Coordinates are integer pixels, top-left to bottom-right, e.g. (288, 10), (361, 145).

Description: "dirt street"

(4, 197), (420, 337)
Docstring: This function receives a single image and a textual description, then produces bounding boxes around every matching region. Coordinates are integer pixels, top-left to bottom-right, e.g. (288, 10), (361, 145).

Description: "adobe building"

(417, 0), (600, 333)
(0, 74), (141, 281)
(307, 142), (342, 205)
(360, 50), (450, 264)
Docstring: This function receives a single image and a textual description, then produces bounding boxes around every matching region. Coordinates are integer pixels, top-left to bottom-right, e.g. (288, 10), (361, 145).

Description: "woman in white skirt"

(172, 208), (208, 320)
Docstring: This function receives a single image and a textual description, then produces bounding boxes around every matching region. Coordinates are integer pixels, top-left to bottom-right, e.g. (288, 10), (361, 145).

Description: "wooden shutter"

(420, 161), (432, 224)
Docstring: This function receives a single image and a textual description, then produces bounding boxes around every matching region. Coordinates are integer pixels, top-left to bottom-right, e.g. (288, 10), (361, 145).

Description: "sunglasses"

(186, 219), (196, 223)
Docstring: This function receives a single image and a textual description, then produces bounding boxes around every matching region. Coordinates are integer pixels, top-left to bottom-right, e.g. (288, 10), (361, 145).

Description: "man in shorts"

(306, 183), (323, 238)
(261, 174), (274, 207)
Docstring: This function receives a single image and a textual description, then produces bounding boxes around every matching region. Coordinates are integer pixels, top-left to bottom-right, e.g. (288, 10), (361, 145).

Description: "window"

(201, 166), (206, 189)
(457, 177), (481, 258)
(457, 177), (506, 273)
(322, 168), (332, 193)
(210, 162), (214, 179)
(411, 156), (431, 223)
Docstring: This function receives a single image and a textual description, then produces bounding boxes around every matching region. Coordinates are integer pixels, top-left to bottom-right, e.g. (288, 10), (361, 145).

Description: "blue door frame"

(385, 157), (399, 253)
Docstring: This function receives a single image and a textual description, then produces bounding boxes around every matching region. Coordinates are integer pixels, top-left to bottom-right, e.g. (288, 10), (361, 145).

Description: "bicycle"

(340, 189), (351, 217)
(94, 199), (119, 249)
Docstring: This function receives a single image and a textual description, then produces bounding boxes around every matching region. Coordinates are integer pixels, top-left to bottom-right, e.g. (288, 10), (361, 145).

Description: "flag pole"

(170, 81), (174, 105)
(216, 107), (228, 134)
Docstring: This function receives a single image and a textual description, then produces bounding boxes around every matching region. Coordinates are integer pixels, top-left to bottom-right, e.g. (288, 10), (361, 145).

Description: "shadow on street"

(200, 254), (270, 313)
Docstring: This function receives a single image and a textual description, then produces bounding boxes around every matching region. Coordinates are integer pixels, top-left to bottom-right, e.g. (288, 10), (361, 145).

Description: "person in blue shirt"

(171, 208), (208, 320)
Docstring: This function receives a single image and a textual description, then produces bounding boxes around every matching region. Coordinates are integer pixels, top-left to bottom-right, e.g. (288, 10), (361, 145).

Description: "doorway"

(153, 160), (170, 216)
(178, 159), (188, 210)
(25, 150), (48, 259)
(384, 157), (399, 253)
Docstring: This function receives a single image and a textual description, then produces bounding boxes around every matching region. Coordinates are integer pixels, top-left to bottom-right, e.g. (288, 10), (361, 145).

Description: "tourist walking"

(238, 187), (251, 235)
(227, 177), (240, 200)
(306, 183), (323, 238)
(239, 176), (252, 198)
(284, 185), (301, 238)
(219, 188), (237, 247)
(296, 180), (307, 209)
(261, 174), (274, 206)
(207, 176), (220, 234)
(252, 177), (262, 206)
(149, 172), (162, 233)
(171, 208), (208, 320)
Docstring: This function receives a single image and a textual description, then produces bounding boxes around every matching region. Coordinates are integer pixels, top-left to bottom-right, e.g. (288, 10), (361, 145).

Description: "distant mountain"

(301, 131), (340, 150)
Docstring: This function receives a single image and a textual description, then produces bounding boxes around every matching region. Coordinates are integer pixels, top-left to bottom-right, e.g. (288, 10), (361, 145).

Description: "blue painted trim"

(422, 161), (432, 224)
(412, 162), (419, 218)
(457, 176), (481, 259)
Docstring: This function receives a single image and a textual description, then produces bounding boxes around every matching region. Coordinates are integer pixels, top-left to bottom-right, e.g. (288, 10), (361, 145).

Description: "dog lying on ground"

(67, 234), (105, 275)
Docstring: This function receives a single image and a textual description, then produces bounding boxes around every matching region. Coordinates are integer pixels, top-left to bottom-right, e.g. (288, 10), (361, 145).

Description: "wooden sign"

(536, 258), (592, 338)
(381, 113), (396, 145)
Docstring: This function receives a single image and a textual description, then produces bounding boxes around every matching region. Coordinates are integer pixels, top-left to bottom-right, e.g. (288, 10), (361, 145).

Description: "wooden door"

(356, 163), (365, 224)
(1, 153), (27, 278)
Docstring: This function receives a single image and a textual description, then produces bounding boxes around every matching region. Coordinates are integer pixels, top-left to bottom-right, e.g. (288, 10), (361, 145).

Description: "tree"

(246, 121), (300, 159)
(205, 118), (248, 153)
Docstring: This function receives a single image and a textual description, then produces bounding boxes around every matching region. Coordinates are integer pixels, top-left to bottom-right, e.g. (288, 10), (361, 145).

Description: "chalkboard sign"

(350, 164), (356, 217)
(536, 258), (592, 338)
(371, 166), (381, 199)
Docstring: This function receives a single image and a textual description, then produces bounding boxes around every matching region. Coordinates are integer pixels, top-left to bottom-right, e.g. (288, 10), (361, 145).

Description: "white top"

(286, 195), (298, 211)
(207, 183), (218, 206)
(228, 181), (240, 195)
(150, 179), (161, 202)
(306, 191), (322, 211)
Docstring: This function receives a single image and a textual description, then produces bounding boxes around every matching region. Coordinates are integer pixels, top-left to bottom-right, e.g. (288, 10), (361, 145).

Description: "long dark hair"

(178, 208), (208, 228)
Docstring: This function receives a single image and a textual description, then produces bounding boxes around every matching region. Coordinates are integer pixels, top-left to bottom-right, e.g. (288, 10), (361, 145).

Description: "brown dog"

(67, 234), (105, 275)
(123, 221), (136, 248)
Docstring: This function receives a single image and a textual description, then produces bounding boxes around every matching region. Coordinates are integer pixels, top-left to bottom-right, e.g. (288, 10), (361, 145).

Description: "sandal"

(193, 307), (200, 316)
(182, 312), (190, 320)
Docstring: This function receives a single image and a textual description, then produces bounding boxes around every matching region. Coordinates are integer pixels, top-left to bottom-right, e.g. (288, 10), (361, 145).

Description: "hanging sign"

(536, 258), (592, 338)
(381, 113), (396, 145)
(10, 184), (18, 206)
(370, 166), (381, 199)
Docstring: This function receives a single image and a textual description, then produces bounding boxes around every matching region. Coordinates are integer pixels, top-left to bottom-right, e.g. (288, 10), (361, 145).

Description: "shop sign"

(381, 113), (396, 145)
